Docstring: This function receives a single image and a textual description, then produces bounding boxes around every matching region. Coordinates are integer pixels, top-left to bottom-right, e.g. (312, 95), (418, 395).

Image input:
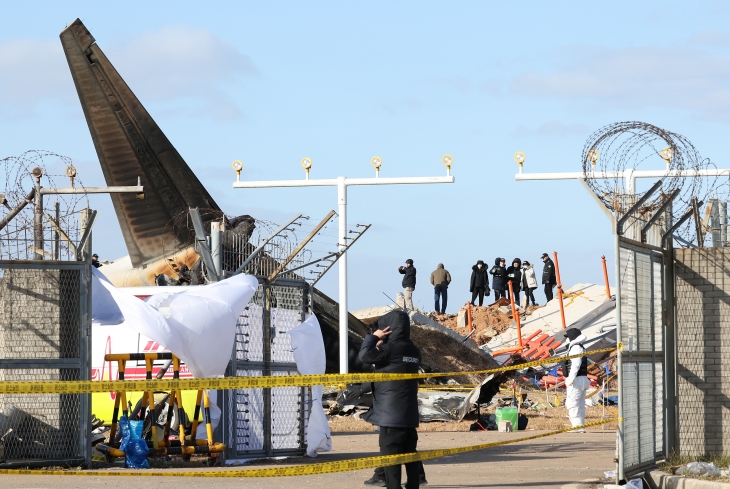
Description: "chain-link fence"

(0, 261), (91, 467)
(222, 278), (309, 458)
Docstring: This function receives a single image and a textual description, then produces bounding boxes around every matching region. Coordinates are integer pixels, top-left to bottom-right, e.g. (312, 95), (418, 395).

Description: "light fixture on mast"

(371, 156), (382, 177)
(301, 157), (313, 180)
(65, 166), (77, 187)
(232, 160), (243, 181)
(661, 148), (673, 169)
(587, 149), (599, 174)
(513, 152), (525, 173)
(442, 154), (454, 176)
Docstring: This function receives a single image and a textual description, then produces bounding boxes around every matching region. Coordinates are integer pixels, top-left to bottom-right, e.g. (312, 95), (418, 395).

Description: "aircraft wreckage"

(59, 18), (370, 373)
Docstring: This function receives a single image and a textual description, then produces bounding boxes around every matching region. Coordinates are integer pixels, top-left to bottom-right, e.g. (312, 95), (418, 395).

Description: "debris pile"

(429, 300), (541, 346)
(410, 325), (498, 384)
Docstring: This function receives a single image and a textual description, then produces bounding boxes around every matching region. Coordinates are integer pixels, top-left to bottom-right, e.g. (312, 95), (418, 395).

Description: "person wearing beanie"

(398, 259), (417, 311)
(563, 328), (591, 432)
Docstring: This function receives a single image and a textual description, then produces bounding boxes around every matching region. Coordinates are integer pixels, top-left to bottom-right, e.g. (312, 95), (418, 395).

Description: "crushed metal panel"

(59, 19), (221, 267)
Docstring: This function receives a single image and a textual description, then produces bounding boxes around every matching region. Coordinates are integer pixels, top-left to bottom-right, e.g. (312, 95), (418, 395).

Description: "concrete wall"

(0, 269), (79, 361)
(675, 247), (730, 456)
(0, 268), (80, 457)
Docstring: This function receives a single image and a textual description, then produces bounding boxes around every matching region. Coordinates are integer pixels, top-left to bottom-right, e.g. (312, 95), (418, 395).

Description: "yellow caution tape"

(0, 418), (620, 477)
(0, 347), (616, 395)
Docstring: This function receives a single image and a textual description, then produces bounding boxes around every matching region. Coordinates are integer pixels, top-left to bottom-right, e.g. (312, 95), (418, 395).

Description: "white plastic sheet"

(91, 268), (259, 438)
(92, 268), (258, 379)
(289, 315), (331, 457)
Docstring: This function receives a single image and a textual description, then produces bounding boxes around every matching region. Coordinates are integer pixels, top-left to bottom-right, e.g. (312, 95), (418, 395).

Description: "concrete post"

(721, 201), (728, 247)
(53, 201), (60, 260)
(33, 182), (43, 260)
(711, 199), (721, 247)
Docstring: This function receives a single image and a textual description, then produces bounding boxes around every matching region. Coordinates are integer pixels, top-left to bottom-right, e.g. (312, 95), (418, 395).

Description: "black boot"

(364, 473), (387, 487)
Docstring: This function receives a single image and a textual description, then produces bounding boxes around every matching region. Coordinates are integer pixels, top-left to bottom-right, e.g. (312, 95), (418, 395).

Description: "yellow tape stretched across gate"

(0, 418), (620, 477)
(0, 346), (617, 395)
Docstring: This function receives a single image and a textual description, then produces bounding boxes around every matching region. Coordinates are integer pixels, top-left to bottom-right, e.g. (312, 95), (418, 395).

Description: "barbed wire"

(0, 151), (88, 260)
(581, 121), (729, 244)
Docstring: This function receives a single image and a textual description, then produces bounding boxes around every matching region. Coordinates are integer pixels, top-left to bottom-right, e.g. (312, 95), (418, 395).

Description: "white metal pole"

(211, 221), (223, 277)
(338, 177), (349, 374)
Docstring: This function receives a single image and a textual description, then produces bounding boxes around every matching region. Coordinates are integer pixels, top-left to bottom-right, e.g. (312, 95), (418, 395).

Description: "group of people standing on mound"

(398, 254), (559, 315)
(469, 253), (557, 307)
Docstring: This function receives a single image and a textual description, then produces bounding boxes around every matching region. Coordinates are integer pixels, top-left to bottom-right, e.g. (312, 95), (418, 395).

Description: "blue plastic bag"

(118, 415), (150, 469)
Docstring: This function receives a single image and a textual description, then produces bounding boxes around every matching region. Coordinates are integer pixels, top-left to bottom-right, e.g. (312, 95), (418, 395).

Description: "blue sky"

(1, 1), (729, 311)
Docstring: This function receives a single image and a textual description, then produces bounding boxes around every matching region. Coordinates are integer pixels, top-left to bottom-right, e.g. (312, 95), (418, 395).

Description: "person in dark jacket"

(339, 382), (428, 487)
(490, 258), (508, 300)
(541, 253), (557, 302)
(92, 254), (102, 268)
(469, 260), (491, 306)
(506, 258), (522, 306)
(359, 310), (422, 489)
(398, 259), (417, 310)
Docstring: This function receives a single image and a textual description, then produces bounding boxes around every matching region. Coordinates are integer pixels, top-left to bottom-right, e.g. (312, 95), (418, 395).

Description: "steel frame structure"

(233, 169), (454, 373)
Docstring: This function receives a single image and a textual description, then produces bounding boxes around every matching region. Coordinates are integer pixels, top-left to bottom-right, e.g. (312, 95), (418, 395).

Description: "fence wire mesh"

(0, 262), (89, 465)
(227, 281), (309, 457)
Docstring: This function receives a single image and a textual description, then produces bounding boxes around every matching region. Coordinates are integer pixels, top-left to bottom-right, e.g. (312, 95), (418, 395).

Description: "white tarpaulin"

(92, 268), (258, 379)
(288, 315), (331, 457)
(91, 268), (259, 437)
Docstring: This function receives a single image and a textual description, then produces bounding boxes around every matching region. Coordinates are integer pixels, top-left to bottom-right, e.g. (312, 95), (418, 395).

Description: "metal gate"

(0, 260), (91, 467)
(617, 238), (665, 478)
(222, 278), (310, 458)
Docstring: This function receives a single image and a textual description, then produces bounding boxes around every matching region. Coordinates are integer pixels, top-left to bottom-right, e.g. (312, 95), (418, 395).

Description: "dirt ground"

(430, 301), (542, 346)
(329, 403), (619, 433)
(0, 430), (617, 489)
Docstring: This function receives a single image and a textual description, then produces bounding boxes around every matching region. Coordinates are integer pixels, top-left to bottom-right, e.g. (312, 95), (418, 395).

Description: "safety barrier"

(0, 346), (618, 477)
(96, 352), (224, 462)
(0, 346), (618, 395)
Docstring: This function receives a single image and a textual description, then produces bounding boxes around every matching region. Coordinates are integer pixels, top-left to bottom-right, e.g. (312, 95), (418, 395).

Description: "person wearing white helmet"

(563, 328), (591, 432)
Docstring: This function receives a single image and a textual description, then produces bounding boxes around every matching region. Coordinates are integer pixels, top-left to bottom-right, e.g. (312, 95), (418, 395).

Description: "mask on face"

(478, 264), (482, 269)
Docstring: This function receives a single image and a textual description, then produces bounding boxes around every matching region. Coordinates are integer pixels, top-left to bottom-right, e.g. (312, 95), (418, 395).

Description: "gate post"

(663, 208), (679, 455)
(614, 230), (626, 482)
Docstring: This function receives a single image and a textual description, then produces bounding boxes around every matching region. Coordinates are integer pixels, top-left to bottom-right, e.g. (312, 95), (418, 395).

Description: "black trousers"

(544, 283), (554, 302)
(380, 427), (420, 489)
(374, 462), (426, 479)
(494, 289), (507, 300)
(525, 288), (537, 306)
(471, 287), (486, 306)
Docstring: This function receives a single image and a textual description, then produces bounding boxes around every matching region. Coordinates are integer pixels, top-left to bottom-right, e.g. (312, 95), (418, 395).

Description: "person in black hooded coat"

(470, 260), (491, 306)
(490, 257), (508, 300)
(359, 310), (422, 489)
(506, 258), (522, 306)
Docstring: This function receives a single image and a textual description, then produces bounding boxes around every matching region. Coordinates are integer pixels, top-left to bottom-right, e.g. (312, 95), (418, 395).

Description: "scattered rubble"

(428, 300), (541, 346)
(343, 284), (617, 429)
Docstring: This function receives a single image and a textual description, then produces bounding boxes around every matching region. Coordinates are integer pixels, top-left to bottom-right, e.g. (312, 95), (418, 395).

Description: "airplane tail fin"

(60, 19), (221, 267)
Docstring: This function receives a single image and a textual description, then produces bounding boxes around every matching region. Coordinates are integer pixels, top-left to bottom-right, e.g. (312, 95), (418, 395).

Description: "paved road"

(0, 430), (616, 488)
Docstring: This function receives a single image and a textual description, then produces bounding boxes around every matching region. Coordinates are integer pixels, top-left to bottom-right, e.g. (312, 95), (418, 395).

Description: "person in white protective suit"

(562, 328), (591, 432)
